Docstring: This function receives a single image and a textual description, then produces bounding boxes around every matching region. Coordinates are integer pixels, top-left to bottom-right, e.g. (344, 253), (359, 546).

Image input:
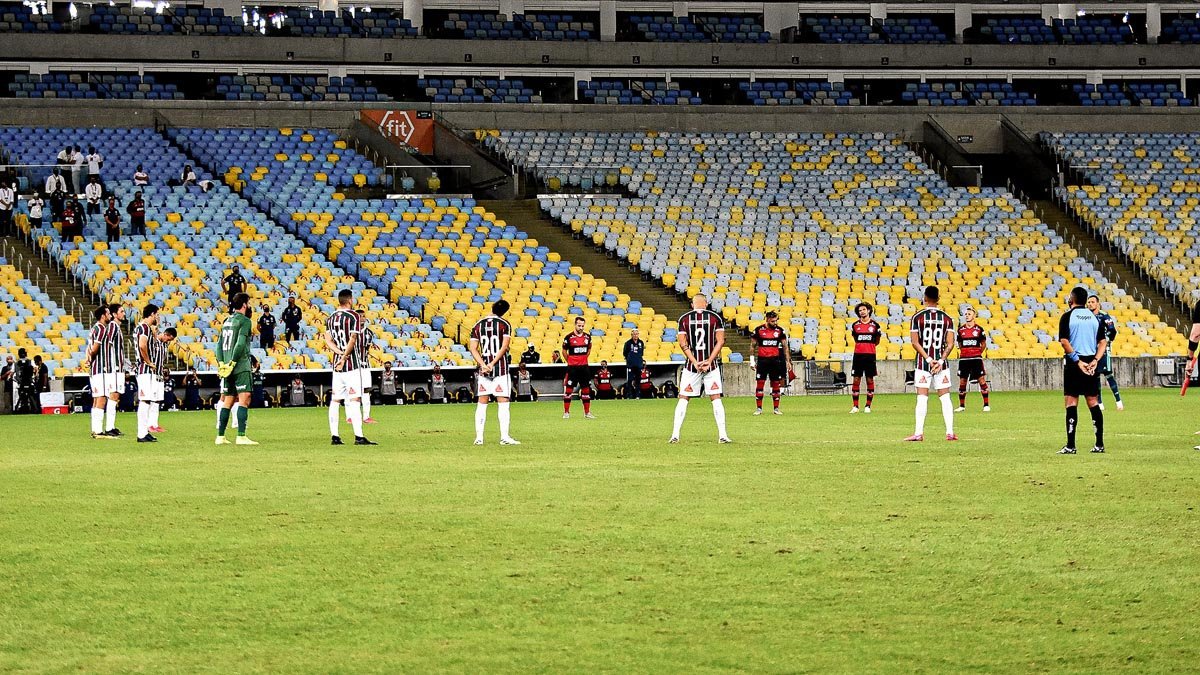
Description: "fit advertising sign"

(361, 109), (435, 154)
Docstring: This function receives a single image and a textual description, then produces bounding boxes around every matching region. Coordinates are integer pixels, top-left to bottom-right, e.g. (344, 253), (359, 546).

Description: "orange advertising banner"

(360, 109), (434, 154)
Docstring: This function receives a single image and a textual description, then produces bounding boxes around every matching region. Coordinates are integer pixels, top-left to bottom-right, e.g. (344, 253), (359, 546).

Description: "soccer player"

(751, 310), (791, 415)
(905, 286), (957, 442)
(562, 316), (595, 419)
(134, 303), (166, 442)
(1058, 287), (1107, 454)
(215, 292), (258, 446)
(148, 326), (175, 434)
(670, 294), (730, 443)
(353, 309), (378, 424)
(594, 360), (616, 400)
(1187, 300), (1200, 450)
(86, 304), (124, 439)
(325, 289), (375, 446)
(469, 299), (520, 445)
(849, 302), (882, 414)
(1086, 294), (1123, 411)
(955, 307), (991, 412)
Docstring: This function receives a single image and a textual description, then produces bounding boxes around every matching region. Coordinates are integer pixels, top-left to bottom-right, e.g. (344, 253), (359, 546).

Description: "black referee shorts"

(1063, 357), (1101, 398)
(755, 357), (787, 382)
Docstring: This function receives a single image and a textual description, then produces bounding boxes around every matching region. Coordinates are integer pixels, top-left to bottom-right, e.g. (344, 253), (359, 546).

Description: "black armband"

(1189, 340), (1198, 354)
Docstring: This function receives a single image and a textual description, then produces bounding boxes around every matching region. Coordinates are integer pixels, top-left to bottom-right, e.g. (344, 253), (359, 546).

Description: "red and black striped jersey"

(851, 319), (883, 355)
(89, 320), (122, 374)
(471, 315), (512, 379)
(752, 324), (787, 359)
(910, 308), (955, 371)
(595, 368), (613, 389)
(678, 309), (725, 373)
(562, 332), (592, 367)
(326, 308), (364, 373)
(133, 322), (161, 374)
(957, 324), (986, 360)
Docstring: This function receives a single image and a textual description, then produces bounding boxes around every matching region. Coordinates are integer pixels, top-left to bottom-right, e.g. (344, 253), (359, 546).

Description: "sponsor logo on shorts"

(683, 384), (695, 394)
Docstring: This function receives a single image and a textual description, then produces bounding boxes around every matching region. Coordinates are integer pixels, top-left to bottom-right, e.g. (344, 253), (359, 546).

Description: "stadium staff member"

(84, 175), (103, 223)
(1058, 286), (1107, 455)
(282, 296), (303, 342)
(258, 305), (277, 350)
(520, 344), (541, 365)
(622, 328), (645, 398)
(0, 178), (14, 236)
(222, 265), (247, 307)
(103, 197), (121, 243)
(1187, 300), (1200, 450)
(126, 191), (146, 237)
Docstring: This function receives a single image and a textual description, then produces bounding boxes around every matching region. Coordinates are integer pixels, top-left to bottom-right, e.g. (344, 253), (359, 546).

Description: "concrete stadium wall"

(1, 33), (1196, 70)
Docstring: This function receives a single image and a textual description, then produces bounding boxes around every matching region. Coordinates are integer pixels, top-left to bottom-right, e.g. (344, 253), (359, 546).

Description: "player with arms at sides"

(325, 289), (376, 446)
(751, 310), (792, 415)
(849, 302), (882, 414)
(905, 286), (958, 442)
(1058, 286), (1107, 454)
(469, 299), (520, 445)
(86, 303), (125, 439)
(955, 307), (991, 412)
(353, 309), (379, 424)
(133, 303), (175, 442)
(670, 294), (730, 443)
(214, 292), (258, 446)
(562, 316), (596, 419)
(1086, 294), (1123, 411)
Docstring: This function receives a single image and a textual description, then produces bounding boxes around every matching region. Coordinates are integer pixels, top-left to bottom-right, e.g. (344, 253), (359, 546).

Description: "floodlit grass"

(2, 389), (1199, 672)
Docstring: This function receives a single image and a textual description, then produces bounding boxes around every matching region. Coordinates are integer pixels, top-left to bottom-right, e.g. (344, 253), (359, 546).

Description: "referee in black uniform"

(1058, 287), (1108, 454)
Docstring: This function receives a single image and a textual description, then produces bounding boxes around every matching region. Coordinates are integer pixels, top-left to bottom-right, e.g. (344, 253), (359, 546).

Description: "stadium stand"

(0, 126), (469, 371)
(1160, 15), (1200, 44)
(89, 5), (176, 35)
(0, 258), (88, 378)
(484, 129), (1185, 360)
(1046, 132), (1200, 305)
(168, 127), (707, 364)
(579, 80), (702, 106)
(0, 3), (62, 32)
(803, 15), (883, 44)
(174, 7), (248, 35)
(963, 82), (1038, 107)
(623, 14), (708, 42)
(880, 16), (950, 44)
(1054, 16), (1134, 44)
(270, 8), (417, 38)
(1127, 82), (1193, 107)
(901, 82), (970, 107)
(519, 13), (595, 41)
(216, 75), (391, 103)
(693, 14), (770, 43)
(973, 16), (1057, 44)
(740, 81), (860, 106)
(420, 78), (543, 104)
(1074, 83), (1132, 107)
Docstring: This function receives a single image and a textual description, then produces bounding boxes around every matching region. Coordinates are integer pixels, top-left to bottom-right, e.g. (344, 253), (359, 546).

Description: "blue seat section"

(1162, 16), (1200, 44)
(579, 80), (702, 106)
(625, 14), (708, 42)
(217, 75), (391, 103)
(0, 259), (89, 378)
(420, 78), (543, 104)
(900, 82), (1036, 107)
(1054, 17), (1134, 44)
(804, 16), (883, 44)
(976, 16), (1056, 44)
(7, 72), (183, 100)
(694, 14), (770, 43)
(1073, 83), (1132, 107)
(881, 16), (950, 44)
(740, 81), (860, 106)
(1127, 82), (1194, 107)
(519, 13), (595, 41)
(442, 12), (527, 40)
(175, 7), (248, 35)
(0, 3), (62, 32)
(90, 5), (176, 35)
(963, 82), (1038, 106)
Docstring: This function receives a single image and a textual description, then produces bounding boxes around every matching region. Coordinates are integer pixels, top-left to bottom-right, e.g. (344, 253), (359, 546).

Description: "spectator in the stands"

(56, 146), (73, 192)
(59, 199), (77, 242)
(551, 350), (564, 364)
(26, 192), (44, 230)
(126, 191), (146, 237)
(85, 146), (104, 182)
(84, 175), (103, 223)
(258, 304), (276, 350)
(223, 265), (247, 306)
(132, 164), (149, 186)
(179, 164), (198, 187)
(0, 177), (13, 236)
(104, 196), (121, 243)
(45, 169), (67, 220)
(69, 146), (84, 195)
(427, 171), (441, 193)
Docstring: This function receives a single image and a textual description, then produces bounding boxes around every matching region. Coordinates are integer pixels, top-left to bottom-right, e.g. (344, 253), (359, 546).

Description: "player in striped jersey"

(670, 294), (730, 444)
(134, 303), (164, 442)
(148, 325), (175, 435)
(905, 286), (958, 442)
(469, 299), (520, 445)
(353, 309), (379, 425)
(86, 303), (126, 439)
(325, 289), (375, 446)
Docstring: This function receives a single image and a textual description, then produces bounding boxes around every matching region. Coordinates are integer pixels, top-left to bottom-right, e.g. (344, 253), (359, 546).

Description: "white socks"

(215, 400), (225, 430)
(91, 406), (104, 434)
(347, 399), (364, 437)
(498, 401), (511, 439)
(939, 393), (954, 435)
(149, 402), (160, 429)
(712, 398), (727, 439)
(328, 400), (341, 436)
(474, 403), (487, 441)
(672, 398), (689, 438)
(915, 394), (928, 436)
(105, 398), (117, 432)
(361, 395), (371, 420)
(137, 401), (150, 438)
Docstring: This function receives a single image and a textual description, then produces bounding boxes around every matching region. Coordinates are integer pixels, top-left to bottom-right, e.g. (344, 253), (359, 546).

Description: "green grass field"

(2, 389), (1199, 673)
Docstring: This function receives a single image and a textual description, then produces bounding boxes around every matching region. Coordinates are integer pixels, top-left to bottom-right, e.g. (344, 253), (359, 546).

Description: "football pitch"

(2, 389), (1199, 672)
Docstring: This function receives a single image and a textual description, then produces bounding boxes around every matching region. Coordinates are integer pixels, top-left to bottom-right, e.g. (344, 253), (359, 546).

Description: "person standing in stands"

(622, 328), (645, 398)
(70, 146), (85, 196)
(45, 168), (67, 220)
(56, 145), (73, 193)
(104, 197), (121, 243)
(126, 191), (146, 238)
(84, 175), (103, 223)
(59, 199), (76, 242)
(281, 296), (303, 342)
(0, 177), (14, 236)
(26, 191), (44, 230)
(258, 304), (276, 350)
(85, 146), (104, 183)
(222, 265), (247, 307)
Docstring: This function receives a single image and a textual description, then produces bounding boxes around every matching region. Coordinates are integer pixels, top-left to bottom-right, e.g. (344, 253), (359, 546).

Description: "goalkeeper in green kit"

(215, 292), (258, 445)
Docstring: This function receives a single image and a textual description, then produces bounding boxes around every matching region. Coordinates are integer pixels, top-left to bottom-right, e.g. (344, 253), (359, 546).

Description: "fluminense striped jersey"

(151, 330), (168, 373)
(133, 323), (160, 375)
(470, 315), (512, 379)
(326, 308), (364, 372)
(909, 307), (955, 372)
(355, 325), (375, 367)
(89, 320), (123, 374)
(678, 309), (725, 373)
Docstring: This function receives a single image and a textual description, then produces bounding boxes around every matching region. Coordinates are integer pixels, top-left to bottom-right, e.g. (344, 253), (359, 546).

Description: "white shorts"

(136, 373), (164, 401)
(332, 370), (363, 401)
(357, 368), (373, 392)
(914, 368), (953, 391)
(90, 372), (120, 397)
(679, 366), (723, 397)
(476, 374), (512, 399)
